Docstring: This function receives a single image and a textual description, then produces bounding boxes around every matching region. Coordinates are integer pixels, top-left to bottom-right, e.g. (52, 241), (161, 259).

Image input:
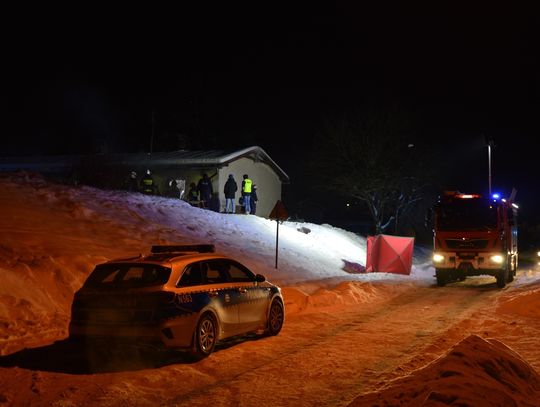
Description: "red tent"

(365, 234), (414, 275)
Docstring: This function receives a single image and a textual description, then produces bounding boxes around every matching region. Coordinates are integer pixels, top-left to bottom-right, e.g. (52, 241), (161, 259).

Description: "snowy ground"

(0, 172), (539, 406)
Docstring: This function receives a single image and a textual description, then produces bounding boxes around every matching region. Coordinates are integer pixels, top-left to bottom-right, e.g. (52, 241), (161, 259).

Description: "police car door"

(203, 260), (242, 335)
(226, 260), (270, 331)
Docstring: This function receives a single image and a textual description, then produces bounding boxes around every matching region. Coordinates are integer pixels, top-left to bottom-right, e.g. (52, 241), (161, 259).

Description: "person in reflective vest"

(241, 174), (252, 214)
(141, 169), (155, 194)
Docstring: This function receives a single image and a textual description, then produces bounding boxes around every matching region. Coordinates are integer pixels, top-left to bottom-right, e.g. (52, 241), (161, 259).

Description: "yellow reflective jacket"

(242, 178), (252, 194)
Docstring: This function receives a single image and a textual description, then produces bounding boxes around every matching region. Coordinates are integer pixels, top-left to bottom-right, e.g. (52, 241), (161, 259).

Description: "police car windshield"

(437, 199), (498, 231)
(84, 263), (172, 288)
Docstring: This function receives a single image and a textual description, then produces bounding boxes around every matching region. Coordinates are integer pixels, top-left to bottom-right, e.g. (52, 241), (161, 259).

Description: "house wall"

(217, 157), (281, 217)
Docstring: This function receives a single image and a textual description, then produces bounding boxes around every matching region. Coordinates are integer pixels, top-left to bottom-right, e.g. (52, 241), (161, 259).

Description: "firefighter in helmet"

(141, 169), (156, 194)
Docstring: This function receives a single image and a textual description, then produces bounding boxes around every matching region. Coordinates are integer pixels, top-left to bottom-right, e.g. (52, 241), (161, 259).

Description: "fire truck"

(431, 191), (518, 287)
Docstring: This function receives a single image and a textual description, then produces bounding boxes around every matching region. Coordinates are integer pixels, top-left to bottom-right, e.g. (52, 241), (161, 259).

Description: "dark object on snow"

(297, 227), (311, 234)
(342, 260), (366, 274)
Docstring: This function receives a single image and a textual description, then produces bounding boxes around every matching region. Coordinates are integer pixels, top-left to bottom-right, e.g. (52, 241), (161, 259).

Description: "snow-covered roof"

(110, 146), (290, 183)
(0, 146), (290, 183)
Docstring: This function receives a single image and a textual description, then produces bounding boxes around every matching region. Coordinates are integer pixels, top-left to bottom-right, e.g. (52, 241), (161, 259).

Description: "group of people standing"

(192, 173), (257, 214)
(128, 170), (258, 215)
(224, 174), (258, 214)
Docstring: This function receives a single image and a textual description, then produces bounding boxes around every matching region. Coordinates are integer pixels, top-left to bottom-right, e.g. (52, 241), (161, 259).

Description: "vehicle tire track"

(163, 284), (502, 406)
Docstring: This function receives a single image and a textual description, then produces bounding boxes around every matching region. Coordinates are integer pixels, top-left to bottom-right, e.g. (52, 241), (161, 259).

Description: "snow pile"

(0, 172), (433, 355)
(349, 334), (540, 406)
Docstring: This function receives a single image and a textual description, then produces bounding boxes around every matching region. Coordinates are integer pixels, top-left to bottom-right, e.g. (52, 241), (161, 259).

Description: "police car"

(69, 244), (284, 358)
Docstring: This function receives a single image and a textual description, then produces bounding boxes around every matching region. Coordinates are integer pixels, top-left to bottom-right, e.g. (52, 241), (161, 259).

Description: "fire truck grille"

(445, 239), (489, 249)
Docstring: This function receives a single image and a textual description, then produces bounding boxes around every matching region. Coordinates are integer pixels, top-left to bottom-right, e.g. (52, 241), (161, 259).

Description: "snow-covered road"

(1, 268), (539, 406)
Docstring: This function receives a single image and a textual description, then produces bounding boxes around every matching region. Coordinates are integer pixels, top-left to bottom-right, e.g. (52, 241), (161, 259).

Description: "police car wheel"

(266, 299), (284, 336)
(193, 314), (217, 358)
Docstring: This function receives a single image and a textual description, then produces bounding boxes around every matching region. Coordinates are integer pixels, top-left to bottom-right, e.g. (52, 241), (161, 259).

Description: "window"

(228, 261), (255, 282)
(437, 200), (498, 231)
(124, 267), (145, 281)
(84, 264), (171, 288)
(178, 263), (204, 286)
(205, 261), (230, 284)
(178, 261), (232, 286)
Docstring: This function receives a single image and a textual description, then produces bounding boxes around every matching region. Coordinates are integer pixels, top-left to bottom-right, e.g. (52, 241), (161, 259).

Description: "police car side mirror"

(255, 274), (266, 283)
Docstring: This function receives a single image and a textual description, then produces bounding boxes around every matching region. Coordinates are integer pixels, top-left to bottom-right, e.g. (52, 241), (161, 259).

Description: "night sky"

(4, 4), (540, 228)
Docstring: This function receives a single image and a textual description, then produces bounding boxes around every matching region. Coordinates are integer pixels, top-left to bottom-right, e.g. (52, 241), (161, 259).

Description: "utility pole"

(485, 135), (495, 196)
(150, 108), (155, 154)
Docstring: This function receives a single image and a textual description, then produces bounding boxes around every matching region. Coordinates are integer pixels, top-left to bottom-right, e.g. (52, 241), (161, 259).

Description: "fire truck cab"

(431, 191), (518, 287)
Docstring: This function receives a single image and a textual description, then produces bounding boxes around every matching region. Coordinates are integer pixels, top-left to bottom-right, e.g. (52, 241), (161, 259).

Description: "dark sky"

(4, 4), (540, 223)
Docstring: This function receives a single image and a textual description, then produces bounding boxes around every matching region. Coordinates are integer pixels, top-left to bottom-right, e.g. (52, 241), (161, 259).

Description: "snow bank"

(0, 172), (435, 354)
(349, 334), (540, 406)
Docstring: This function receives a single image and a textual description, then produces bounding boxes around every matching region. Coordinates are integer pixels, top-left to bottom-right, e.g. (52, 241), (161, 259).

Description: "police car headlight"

(491, 255), (504, 264)
(433, 254), (444, 263)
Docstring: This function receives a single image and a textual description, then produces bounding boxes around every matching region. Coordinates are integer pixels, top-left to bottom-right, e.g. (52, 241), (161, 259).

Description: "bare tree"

(310, 110), (429, 235)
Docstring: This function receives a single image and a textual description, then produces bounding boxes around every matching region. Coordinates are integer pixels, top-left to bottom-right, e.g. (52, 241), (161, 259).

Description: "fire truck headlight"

(537, 251), (540, 257)
(433, 254), (444, 263)
(491, 255), (504, 264)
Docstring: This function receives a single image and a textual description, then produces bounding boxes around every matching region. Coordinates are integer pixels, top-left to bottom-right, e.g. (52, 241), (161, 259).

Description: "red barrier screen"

(366, 234), (414, 275)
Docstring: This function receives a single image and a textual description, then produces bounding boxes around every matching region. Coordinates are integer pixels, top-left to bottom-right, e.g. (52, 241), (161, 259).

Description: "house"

(0, 146), (290, 218)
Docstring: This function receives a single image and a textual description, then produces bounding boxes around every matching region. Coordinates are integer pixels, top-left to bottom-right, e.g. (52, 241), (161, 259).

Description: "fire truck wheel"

(507, 256), (515, 282)
(496, 269), (507, 288)
(435, 269), (447, 287)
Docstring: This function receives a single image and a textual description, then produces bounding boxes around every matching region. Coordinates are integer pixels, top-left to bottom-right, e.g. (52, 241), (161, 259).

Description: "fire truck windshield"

(437, 199), (499, 231)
